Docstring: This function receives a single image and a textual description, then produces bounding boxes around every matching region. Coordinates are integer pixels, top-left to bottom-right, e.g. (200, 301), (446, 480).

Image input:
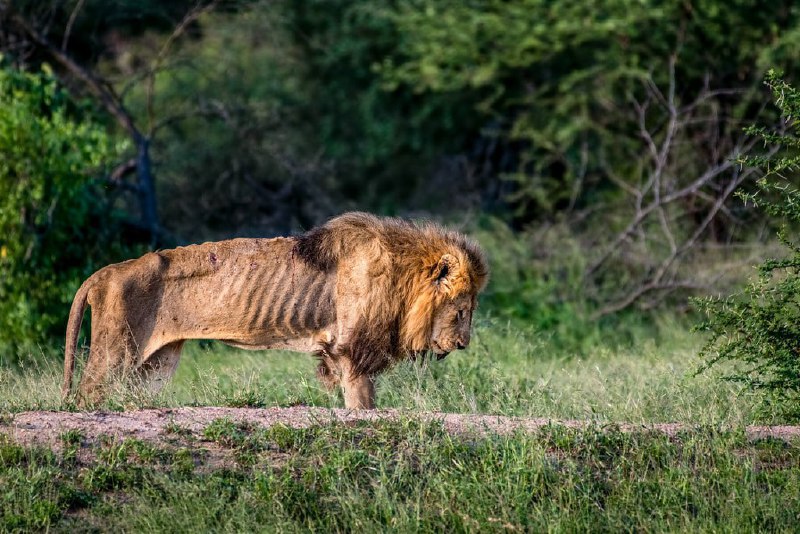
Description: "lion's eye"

(457, 309), (466, 321)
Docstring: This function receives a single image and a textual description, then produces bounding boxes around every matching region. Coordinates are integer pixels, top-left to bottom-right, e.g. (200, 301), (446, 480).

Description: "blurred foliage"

(695, 71), (800, 406)
(1, 0), (800, 354)
(285, 0), (489, 210)
(475, 217), (663, 353)
(120, 6), (337, 238)
(476, 220), (587, 334)
(375, 0), (800, 220)
(5, 0), (224, 64)
(12, 0), (797, 230)
(0, 62), (133, 358)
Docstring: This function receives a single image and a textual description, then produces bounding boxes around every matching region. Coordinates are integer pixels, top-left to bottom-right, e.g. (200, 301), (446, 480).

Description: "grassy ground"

(2, 317), (798, 532)
(0, 317), (785, 425)
(2, 417), (799, 532)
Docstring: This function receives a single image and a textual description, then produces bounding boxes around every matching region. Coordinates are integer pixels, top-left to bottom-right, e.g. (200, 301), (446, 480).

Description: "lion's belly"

(151, 239), (337, 353)
(220, 327), (335, 353)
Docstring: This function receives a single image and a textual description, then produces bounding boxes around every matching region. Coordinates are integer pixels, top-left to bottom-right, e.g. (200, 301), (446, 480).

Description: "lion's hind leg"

(75, 351), (110, 407)
(137, 341), (185, 395)
(76, 322), (138, 407)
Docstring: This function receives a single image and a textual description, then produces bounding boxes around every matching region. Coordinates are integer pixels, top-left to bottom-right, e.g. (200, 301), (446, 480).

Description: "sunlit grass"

(1, 317), (796, 531)
(0, 317), (783, 425)
(2, 417), (799, 532)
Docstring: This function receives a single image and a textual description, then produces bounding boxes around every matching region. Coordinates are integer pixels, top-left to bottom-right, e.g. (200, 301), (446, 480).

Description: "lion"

(63, 212), (489, 409)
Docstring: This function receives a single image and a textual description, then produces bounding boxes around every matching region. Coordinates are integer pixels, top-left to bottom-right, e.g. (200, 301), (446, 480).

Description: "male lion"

(63, 212), (488, 409)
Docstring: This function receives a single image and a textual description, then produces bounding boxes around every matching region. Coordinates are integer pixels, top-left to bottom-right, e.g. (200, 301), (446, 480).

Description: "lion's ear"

(431, 253), (460, 291)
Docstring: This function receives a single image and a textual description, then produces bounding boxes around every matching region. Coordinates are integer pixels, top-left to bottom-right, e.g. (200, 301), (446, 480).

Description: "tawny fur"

(64, 212), (488, 409)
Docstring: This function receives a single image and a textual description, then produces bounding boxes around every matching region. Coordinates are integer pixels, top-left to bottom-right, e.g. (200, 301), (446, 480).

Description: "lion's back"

(85, 237), (337, 341)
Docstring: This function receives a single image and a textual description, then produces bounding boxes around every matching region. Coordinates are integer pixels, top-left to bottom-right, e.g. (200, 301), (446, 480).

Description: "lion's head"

(295, 212), (489, 375)
(429, 290), (475, 357)
(398, 234), (489, 358)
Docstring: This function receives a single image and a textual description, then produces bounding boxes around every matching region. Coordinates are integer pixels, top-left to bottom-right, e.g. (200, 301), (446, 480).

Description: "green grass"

(1, 419), (799, 532)
(0, 318), (786, 425)
(1, 317), (799, 531)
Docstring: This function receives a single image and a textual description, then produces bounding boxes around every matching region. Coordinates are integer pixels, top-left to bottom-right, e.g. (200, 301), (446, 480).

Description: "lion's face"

(429, 292), (476, 357)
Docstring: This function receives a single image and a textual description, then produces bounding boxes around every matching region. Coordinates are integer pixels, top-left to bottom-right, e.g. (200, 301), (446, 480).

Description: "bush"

(475, 217), (668, 354)
(0, 62), (132, 360)
(377, 0), (800, 220)
(695, 71), (800, 407)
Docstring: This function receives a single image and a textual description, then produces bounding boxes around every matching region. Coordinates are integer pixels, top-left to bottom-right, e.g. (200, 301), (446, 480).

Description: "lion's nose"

(456, 341), (467, 350)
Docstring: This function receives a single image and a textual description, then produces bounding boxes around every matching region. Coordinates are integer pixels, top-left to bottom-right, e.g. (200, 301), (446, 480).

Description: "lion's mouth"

(431, 341), (451, 359)
(410, 344), (451, 362)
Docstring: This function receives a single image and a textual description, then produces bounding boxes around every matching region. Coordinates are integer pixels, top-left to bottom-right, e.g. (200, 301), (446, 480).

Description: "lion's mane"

(295, 212), (489, 376)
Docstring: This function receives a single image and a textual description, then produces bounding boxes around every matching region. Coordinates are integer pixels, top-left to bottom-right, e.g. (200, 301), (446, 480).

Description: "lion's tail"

(62, 276), (92, 401)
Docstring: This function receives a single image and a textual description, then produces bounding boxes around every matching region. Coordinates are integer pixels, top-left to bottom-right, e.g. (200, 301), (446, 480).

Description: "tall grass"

(0, 318), (785, 425)
(2, 314), (797, 532)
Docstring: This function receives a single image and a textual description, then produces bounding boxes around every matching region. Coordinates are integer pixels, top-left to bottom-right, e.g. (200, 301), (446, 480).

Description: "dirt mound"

(3, 407), (800, 451)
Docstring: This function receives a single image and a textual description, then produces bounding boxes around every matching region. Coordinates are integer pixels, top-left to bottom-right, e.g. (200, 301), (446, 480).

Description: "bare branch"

(108, 158), (138, 185)
(7, 10), (143, 141)
(591, 280), (709, 319)
(586, 137), (752, 278)
(582, 48), (776, 316)
(145, 0), (220, 134)
(61, 0), (86, 51)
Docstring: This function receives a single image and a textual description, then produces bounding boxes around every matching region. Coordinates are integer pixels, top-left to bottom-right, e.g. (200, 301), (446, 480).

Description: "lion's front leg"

(338, 358), (375, 410)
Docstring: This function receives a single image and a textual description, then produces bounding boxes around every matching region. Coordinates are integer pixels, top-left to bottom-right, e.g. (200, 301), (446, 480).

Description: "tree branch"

(7, 9), (143, 142)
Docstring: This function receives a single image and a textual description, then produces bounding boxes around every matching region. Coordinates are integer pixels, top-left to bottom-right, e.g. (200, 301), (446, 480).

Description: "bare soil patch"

(3, 406), (800, 453)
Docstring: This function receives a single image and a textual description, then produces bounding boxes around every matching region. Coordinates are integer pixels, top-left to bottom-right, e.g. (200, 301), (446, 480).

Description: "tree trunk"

(135, 137), (159, 247)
